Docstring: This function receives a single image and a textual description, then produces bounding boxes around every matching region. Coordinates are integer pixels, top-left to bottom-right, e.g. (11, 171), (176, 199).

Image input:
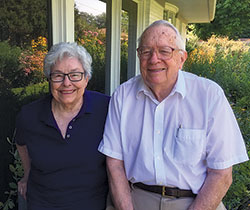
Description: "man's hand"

(106, 157), (134, 210)
(188, 167), (232, 210)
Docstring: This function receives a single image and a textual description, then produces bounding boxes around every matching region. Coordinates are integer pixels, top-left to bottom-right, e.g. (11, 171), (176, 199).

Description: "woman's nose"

(62, 75), (72, 86)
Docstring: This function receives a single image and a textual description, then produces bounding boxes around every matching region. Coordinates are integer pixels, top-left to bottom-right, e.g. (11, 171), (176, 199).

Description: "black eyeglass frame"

(49, 72), (85, 82)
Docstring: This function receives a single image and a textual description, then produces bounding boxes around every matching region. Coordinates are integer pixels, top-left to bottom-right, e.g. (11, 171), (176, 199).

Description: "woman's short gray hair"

(44, 42), (92, 79)
(138, 20), (186, 51)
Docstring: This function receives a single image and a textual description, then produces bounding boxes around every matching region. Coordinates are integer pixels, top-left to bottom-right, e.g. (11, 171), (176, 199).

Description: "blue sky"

(75, 0), (106, 16)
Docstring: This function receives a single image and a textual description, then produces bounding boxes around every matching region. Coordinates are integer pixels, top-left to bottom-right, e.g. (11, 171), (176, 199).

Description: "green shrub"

(120, 38), (128, 84)
(0, 39), (48, 90)
(77, 30), (106, 93)
(185, 36), (250, 209)
(12, 81), (49, 103)
(0, 82), (49, 209)
(0, 41), (26, 88)
(0, 137), (24, 210)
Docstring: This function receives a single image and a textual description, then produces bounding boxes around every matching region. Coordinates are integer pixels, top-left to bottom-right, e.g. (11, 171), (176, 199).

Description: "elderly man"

(98, 20), (248, 210)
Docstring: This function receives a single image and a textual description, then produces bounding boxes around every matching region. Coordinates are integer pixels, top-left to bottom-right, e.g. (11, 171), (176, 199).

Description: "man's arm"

(188, 167), (232, 210)
(106, 157), (134, 210)
(16, 144), (31, 200)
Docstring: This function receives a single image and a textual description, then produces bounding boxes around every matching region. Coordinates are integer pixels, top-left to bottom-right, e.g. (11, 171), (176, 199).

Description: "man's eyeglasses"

(50, 72), (85, 82)
(137, 46), (180, 60)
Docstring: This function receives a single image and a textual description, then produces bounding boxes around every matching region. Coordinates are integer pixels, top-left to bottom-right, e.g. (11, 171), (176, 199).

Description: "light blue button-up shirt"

(98, 70), (248, 193)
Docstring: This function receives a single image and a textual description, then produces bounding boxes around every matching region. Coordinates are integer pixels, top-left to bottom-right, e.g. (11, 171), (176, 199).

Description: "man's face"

(138, 25), (187, 92)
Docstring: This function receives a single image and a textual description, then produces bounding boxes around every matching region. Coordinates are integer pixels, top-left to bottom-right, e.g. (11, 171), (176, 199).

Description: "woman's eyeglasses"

(50, 72), (84, 82)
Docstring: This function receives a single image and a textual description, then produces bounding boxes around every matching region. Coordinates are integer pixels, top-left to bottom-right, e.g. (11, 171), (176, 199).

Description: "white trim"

(109, 0), (122, 94)
(165, 2), (179, 14)
(133, 0), (149, 76)
(51, 0), (74, 44)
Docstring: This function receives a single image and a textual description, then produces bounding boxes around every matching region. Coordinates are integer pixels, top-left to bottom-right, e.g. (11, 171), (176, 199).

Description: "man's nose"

(149, 50), (161, 63)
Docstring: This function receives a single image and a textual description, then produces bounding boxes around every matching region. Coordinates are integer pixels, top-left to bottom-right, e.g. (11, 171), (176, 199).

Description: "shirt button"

(157, 130), (161, 134)
(66, 134), (70, 138)
(69, 125), (72, 129)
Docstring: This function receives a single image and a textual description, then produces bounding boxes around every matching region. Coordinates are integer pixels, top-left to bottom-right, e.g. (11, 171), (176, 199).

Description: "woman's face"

(50, 56), (89, 108)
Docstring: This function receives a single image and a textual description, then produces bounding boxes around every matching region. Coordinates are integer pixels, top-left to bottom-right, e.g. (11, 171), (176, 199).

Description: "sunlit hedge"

(185, 35), (250, 209)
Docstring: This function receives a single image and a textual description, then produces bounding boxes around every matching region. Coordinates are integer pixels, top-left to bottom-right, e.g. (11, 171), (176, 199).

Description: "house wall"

(135, 0), (187, 45)
(149, 0), (164, 23)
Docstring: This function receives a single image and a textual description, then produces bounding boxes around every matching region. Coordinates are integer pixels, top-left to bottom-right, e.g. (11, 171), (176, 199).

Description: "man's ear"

(179, 51), (188, 69)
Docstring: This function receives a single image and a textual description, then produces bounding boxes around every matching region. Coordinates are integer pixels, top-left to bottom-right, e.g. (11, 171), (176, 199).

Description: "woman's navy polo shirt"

(15, 90), (110, 210)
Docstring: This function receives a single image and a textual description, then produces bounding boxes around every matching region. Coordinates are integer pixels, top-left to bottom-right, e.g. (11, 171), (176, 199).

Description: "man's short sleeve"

(98, 89), (124, 160)
(206, 89), (248, 169)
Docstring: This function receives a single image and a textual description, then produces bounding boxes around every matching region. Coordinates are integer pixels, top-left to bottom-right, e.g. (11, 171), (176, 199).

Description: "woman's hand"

(16, 144), (31, 200)
(18, 177), (28, 200)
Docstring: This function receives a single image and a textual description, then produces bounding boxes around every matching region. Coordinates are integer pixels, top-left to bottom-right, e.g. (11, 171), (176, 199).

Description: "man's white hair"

(138, 20), (186, 51)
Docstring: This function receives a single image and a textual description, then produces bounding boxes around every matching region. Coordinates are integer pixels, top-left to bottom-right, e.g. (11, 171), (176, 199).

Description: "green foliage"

(76, 28), (106, 93)
(224, 153), (250, 210)
(121, 10), (129, 33)
(75, 10), (96, 37)
(0, 82), (49, 209)
(0, 40), (47, 89)
(0, 137), (24, 210)
(12, 81), (49, 102)
(74, 7), (106, 39)
(0, 81), (49, 148)
(193, 0), (250, 40)
(120, 39), (128, 84)
(95, 13), (106, 29)
(74, 8), (108, 93)
(185, 36), (250, 209)
(120, 10), (129, 83)
(0, 41), (26, 88)
(0, 0), (48, 47)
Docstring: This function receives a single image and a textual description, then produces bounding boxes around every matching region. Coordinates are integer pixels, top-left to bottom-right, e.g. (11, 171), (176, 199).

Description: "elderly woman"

(15, 42), (110, 210)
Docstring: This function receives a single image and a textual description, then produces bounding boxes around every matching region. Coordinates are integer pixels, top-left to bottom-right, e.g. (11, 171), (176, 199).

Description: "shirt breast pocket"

(174, 128), (206, 166)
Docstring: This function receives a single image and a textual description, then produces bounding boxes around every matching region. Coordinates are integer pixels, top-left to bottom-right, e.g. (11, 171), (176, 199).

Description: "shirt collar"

(78, 90), (93, 116)
(172, 70), (186, 99)
(39, 94), (55, 127)
(136, 70), (186, 100)
(40, 91), (93, 126)
(136, 76), (154, 100)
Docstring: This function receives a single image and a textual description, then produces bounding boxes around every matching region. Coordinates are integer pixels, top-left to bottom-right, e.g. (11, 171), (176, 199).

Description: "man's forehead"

(141, 25), (177, 46)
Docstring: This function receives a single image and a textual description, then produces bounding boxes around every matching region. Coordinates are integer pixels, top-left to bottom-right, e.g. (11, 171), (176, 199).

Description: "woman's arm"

(16, 144), (31, 200)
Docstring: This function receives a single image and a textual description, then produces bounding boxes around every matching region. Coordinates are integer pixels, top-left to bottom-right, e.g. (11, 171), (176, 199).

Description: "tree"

(75, 8), (98, 38)
(121, 10), (129, 33)
(193, 0), (250, 40)
(74, 7), (106, 33)
(0, 0), (47, 47)
(95, 12), (106, 29)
